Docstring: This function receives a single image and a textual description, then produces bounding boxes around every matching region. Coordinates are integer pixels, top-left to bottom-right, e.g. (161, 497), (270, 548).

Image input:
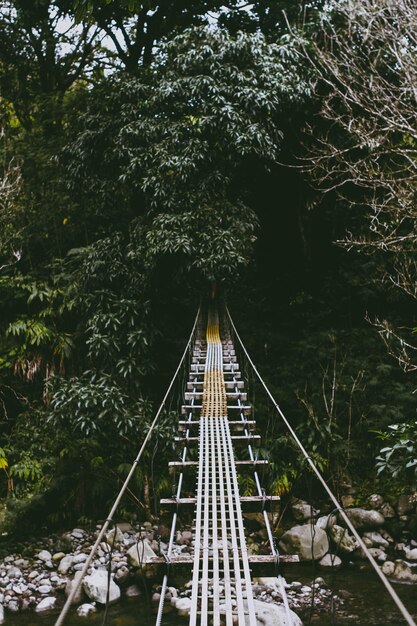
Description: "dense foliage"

(0, 0), (415, 533)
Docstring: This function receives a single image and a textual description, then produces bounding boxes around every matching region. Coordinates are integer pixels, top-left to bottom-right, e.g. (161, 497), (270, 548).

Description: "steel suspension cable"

(54, 307), (200, 626)
(226, 306), (416, 626)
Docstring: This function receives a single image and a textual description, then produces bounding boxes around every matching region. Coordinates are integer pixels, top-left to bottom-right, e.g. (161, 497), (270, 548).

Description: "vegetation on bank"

(0, 0), (415, 533)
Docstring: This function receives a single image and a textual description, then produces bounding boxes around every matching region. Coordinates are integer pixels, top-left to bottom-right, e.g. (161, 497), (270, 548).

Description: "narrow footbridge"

(55, 303), (416, 626)
(157, 307), (294, 625)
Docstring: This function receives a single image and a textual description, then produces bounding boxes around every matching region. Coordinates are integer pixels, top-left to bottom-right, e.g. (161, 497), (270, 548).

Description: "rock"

(83, 569), (121, 605)
(253, 577), (281, 590)
(52, 552), (66, 562)
(77, 603), (97, 617)
(38, 585), (52, 594)
(368, 494), (384, 510)
(178, 531), (193, 546)
(65, 571), (85, 604)
(106, 527), (124, 547)
(315, 514), (336, 530)
(397, 494), (416, 516)
(125, 584), (142, 597)
(404, 547), (417, 561)
(352, 547), (367, 560)
(380, 503), (395, 518)
(338, 508), (384, 531)
(291, 501), (318, 522)
(319, 554), (342, 568)
(117, 522), (134, 534)
(38, 550), (52, 563)
(73, 553), (88, 564)
(279, 525), (329, 561)
(252, 599), (302, 626)
(58, 555), (74, 575)
(341, 495), (355, 508)
(126, 539), (157, 568)
(157, 525), (171, 541)
(0, 605), (4, 624)
(392, 560), (417, 584)
(74, 563), (85, 571)
(114, 565), (130, 584)
(8, 567), (22, 579)
(35, 596), (56, 612)
(368, 548), (385, 560)
(382, 561), (396, 576)
(328, 525), (358, 554)
(7, 601), (19, 613)
(363, 531), (389, 548)
(175, 597), (192, 617)
(243, 513), (265, 529)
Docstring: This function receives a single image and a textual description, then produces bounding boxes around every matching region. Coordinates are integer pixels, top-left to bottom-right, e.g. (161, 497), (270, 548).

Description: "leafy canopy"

(65, 27), (310, 280)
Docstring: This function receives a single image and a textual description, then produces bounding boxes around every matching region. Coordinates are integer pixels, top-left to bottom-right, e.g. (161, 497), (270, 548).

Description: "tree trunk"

(143, 472), (152, 522)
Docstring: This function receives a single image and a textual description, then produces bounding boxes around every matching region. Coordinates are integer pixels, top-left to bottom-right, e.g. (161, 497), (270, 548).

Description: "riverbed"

(4, 564), (417, 625)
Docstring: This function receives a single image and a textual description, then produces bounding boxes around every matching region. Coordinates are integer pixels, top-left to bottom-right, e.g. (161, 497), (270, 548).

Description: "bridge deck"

(189, 310), (257, 626)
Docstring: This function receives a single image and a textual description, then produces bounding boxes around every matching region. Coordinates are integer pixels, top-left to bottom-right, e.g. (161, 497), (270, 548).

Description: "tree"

(296, 0), (417, 484)
(72, 0), (246, 71)
(0, 0), (101, 131)
(299, 0), (417, 369)
(64, 26), (310, 281)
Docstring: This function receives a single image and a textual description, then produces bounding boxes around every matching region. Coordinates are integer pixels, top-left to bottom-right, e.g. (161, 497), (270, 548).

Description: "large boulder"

(279, 524), (328, 561)
(83, 569), (121, 605)
(328, 525), (358, 554)
(338, 508), (384, 531)
(127, 538), (157, 568)
(252, 599), (303, 626)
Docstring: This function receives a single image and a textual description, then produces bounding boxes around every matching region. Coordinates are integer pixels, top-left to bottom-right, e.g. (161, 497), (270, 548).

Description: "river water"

(4, 564), (417, 625)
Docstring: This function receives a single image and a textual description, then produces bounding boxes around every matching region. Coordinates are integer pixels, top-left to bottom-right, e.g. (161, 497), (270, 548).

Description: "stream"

(4, 564), (417, 626)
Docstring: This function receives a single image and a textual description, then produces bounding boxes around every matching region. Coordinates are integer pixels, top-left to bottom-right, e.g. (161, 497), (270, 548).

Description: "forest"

(0, 0), (416, 564)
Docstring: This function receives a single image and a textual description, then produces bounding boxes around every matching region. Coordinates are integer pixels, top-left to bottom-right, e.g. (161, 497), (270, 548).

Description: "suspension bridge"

(55, 301), (416, 626)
